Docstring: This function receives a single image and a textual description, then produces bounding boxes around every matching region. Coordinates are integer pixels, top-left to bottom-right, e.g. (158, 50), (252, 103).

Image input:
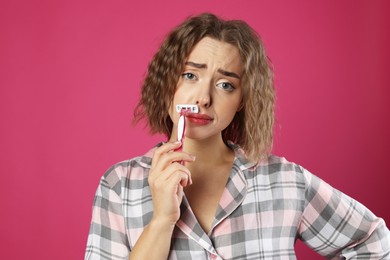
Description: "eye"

(216, 82), (235, 92)
(182, 72), (197, 81)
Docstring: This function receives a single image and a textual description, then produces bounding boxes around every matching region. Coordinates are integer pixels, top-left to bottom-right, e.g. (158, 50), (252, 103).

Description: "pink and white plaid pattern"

(85, 143), (390, 259)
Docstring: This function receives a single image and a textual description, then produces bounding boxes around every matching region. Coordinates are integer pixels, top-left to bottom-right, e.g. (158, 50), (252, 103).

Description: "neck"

(183, 135), (234, 167)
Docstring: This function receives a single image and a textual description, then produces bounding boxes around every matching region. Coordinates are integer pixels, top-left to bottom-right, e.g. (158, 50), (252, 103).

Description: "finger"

(156, 151), (195, 168)
(176, 183), (184, 204)
(149, 152), (195, 181)
(151, 141), (182, 168)
(150, 170), (189, 208)
(166, 170), (190, 189)
(153, 162), (192, 186)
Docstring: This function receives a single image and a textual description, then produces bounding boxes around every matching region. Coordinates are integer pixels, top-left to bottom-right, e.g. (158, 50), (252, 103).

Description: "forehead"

(186, 37), (242, 70)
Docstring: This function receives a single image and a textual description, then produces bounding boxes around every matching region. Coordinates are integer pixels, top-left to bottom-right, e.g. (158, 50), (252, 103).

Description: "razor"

(175, 104), (199, 152)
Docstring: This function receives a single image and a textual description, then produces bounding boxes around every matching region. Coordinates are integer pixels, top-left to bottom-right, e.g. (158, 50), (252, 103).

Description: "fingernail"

(191, 155), (196, 161)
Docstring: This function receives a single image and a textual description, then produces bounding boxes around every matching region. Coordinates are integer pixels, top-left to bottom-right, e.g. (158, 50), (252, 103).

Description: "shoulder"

(99, 145), (158, 194)
(228, 141), (312, 182)
(245, 154), (315, 186)
(241, 153), (306, 175)
(258, 155), (303, 172)
(229, 141), (306, 175)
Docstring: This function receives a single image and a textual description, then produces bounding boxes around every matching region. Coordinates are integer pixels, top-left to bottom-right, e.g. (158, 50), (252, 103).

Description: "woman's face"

(169, 37), (243, 142)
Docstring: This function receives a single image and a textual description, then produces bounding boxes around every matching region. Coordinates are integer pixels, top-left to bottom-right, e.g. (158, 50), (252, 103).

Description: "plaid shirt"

(85, 143), (390, 259)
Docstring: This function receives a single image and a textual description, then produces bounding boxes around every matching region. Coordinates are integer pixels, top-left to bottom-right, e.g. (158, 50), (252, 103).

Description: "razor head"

(175, 104), (199, 114)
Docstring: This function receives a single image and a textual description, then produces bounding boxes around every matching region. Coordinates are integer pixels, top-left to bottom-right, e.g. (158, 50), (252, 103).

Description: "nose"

(196, 97), (211, 108)
(194, 81), (212, 108)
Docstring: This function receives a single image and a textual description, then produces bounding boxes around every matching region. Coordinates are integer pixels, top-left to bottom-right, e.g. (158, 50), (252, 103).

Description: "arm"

(130, 217), (175, 259)
(85, 142), (194, 260)
(131, 141), (194, 259)
(298, 168), (390, 259)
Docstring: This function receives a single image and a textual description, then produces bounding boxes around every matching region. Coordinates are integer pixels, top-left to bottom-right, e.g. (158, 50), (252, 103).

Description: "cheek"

(221, 97), (242, 124)
(222, 95), (241, 112)
(218, 106), (239, 127)
(172, 87), (187, 103)
(170, 86), (190, 116)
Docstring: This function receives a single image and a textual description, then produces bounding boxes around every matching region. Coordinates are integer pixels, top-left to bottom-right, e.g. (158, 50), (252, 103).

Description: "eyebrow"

(185, 61), (241, 79)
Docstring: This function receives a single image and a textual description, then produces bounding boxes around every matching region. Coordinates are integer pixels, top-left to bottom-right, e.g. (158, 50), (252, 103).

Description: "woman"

(85, 13), (390, 259)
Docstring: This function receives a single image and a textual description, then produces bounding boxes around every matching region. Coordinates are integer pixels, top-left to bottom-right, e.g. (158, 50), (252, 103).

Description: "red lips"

(186, 113), (213, 125)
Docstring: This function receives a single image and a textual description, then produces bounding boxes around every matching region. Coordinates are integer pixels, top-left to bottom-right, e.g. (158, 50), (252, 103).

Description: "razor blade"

(175, 104), (199, 113)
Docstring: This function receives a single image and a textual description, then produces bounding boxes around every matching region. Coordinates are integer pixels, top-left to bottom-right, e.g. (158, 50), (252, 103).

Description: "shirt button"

(210, 254), (217, 260)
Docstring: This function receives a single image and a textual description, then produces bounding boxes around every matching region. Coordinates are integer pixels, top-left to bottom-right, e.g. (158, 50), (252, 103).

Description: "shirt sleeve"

(85, 171), (130, 260)
(298, 167), (390, 259)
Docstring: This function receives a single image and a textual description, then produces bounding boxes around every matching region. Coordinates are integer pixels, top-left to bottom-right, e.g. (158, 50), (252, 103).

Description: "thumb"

(176, 184), (184, 205)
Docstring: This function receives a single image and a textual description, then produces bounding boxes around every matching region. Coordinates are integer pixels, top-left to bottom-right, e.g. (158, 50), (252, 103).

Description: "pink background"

(1, 1), (389, 259)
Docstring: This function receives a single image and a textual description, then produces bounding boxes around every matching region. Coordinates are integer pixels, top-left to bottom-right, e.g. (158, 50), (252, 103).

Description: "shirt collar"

(226, 141), (258, 170)
(140, 141), (257, 170)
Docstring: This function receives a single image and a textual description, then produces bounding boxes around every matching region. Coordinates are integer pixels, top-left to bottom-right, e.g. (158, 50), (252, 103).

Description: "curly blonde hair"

(133, 13), (275, 161)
